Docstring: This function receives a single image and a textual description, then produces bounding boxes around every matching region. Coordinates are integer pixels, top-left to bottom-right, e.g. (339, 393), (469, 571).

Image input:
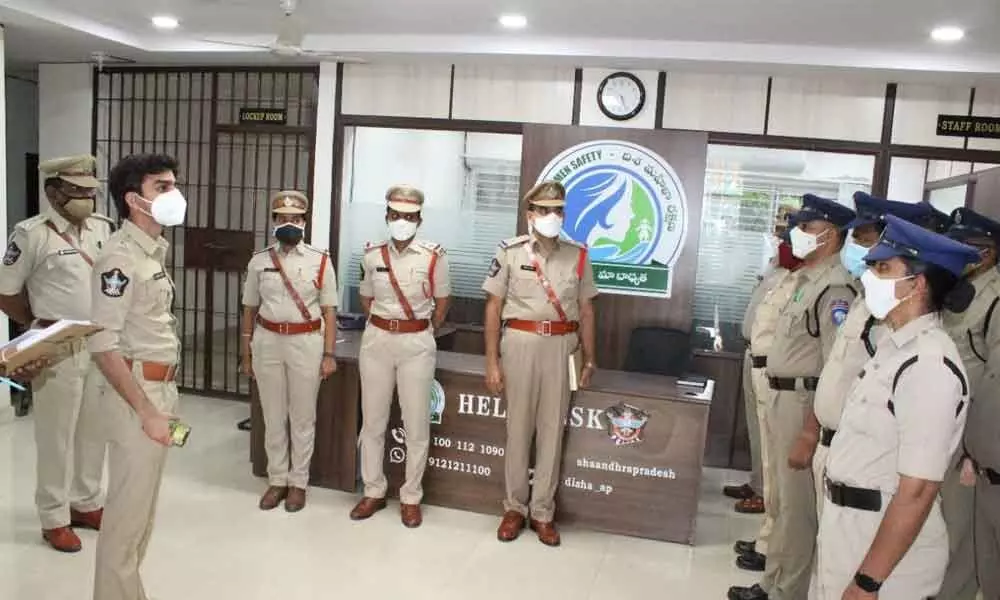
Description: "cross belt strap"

(820, 427), (836, 447)
(825, 478), (882, 512)
(768, 376), (819, 391)
(268, 247), (313, 322)
(46, 221), (94, 267)
(380, 245), (417, 321)
(525, 242), (569, 322)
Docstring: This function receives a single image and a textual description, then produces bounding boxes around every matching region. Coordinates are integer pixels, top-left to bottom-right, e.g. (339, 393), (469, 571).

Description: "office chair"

(623, 326), (692, 377)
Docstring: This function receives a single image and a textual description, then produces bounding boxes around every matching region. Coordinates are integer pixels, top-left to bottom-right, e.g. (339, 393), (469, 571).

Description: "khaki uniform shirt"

(767, 254), (857, 378)
(827, 313), (968, 490)
(742, 264), (778, 341)
(242, 243), (338, 322)
(0, 210), (114, 321)
(88, 220), (180, 364)
(942, 267), (1000, 395)
(814, 295), (887, 429)
(359, 239), (450, 320)
(749, 268), (797, 357)
(482, 235), (598, 321)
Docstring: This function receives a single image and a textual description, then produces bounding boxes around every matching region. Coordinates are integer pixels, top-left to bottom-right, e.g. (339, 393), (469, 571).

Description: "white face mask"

(861, 269), (915, 320)
(137, 189), (187, 227)
(532, 213), (564, 239)
(789, 226), (827, 259)
(388, 218), (418, 241)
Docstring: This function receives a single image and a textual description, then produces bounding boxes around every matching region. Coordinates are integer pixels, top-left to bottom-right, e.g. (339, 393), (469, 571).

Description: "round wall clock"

(597, 71), (646, 121)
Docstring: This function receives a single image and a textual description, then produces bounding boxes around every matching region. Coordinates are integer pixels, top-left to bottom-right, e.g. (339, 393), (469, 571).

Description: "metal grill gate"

(93, 67), (319, 397)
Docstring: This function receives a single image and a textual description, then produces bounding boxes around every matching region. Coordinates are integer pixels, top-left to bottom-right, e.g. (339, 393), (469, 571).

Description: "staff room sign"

(937, 114), (1000, 139)
(239, 107), (288, 125)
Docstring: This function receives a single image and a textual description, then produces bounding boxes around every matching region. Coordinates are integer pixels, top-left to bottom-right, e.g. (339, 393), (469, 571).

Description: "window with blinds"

(691, 148), (874, 348)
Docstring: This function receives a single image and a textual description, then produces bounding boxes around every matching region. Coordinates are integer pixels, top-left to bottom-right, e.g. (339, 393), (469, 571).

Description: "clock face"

(597, 72), (646, 121)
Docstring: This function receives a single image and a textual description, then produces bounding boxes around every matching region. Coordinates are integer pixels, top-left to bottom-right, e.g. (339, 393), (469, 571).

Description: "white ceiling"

(3, 0), (1000, 81)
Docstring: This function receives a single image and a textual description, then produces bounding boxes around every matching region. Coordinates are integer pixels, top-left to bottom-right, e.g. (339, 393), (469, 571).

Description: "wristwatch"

(854, 572), (882, 593)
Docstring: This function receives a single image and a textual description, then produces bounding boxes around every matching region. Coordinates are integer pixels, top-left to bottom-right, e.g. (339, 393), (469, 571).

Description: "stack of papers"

(0, 320), (103, 377)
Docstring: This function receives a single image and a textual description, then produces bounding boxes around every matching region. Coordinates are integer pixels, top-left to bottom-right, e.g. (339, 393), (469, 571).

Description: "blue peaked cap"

(946, 207), (1000, 243)
(848, 192), (933, 229)
(798, 194), (856, 228)
(864, 214), (982, 276)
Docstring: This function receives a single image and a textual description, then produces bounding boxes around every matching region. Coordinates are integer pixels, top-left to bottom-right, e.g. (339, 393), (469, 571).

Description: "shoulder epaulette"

(253, 244), (275, 256)
(416, 240), (445, 255)
(14, 214), (49, 232)
(563, 238), (587, 249)
(364, 240), (387, 252)
(499, 234), (530, 250)
(89, 213), (116, 226)
(302, 244), (329, 255)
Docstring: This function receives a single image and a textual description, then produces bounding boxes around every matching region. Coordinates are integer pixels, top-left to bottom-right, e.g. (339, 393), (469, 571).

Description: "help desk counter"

(250, 328), (714, 544)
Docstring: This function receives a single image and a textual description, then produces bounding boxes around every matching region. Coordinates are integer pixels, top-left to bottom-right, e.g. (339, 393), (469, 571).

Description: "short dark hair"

(108, 153), (178, 220)
(902, 258), (960, 312)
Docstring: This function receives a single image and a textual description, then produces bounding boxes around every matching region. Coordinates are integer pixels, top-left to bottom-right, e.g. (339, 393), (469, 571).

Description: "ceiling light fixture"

(931, 26), (964, 42)
(499, 14), (527, 29)
(152, 15), (180, 30)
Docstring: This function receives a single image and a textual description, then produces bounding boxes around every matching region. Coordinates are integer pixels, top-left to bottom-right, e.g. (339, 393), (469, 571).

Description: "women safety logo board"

(536, 140), (689, 298)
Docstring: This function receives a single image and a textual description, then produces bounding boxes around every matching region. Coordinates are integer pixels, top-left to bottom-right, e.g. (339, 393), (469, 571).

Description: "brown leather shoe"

(529, 519), (561, 547)
(259, 486), (288, 511)
(400, 503), (422, 528)
(285, 487), (306, 513)
(43, 527), (82, 553)
(496, 511), (525, 542)
(350, 497), (387, 520)
(70, 508), (103, 531)
(723, 483), (757, 500)
(735, 495), (765, 514)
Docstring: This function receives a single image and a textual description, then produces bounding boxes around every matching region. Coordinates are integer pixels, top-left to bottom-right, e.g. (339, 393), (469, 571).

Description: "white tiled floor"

(1, 394), (762, 599)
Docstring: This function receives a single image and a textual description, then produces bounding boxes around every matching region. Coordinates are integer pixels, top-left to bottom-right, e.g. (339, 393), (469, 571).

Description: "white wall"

(38, 63), (93, 212)
(6, 76), (38, 233)
(0, 27), (12, 422)
(310, 62), (337, 250)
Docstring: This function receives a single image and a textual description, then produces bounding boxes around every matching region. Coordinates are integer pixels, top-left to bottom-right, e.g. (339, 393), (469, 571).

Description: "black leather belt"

(768, 376), (819, 391)
(985, 468), (1000, 485)
(751, 355), (767, 369)
(825, 479), (882, 512)
(820, 427), (836, 447)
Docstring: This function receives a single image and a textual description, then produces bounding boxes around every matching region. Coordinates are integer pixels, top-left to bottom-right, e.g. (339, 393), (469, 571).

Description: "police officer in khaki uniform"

(815, 215), (979, 600)
(349, 185), (451, 528)
(241, 191), (338, 513)
(483, 181), (598, 547)
(733, 219), (803, 574)
(730, 194), (857, 600)
(88, 153), (186, 600)
(0, 155), (112, 553)
(938, 207), (1000, 600)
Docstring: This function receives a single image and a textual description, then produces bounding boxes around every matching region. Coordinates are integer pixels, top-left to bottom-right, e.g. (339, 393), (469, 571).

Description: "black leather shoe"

(723, 483), (756, 499)
(727, 583), (768, 600)
(736, 550), (767, 572)
(733, 539), (756, 555)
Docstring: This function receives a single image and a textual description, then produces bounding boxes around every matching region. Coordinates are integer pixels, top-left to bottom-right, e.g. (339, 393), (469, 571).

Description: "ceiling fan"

(199, 0), (364, 63)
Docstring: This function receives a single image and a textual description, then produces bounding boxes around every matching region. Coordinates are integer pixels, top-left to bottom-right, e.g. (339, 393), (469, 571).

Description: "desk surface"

(334, 328), (713, 406)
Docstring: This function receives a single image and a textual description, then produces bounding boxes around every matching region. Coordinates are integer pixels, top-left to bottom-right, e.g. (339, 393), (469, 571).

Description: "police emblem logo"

(831, 298), (850, 327)
(604, 402), (650, 446)
(2, 241), (21, 266)
(487, 257), (501, 278)
(428, 379), (445, 425)
(100, 268), (130, 297)
(284, 197), (294, 208)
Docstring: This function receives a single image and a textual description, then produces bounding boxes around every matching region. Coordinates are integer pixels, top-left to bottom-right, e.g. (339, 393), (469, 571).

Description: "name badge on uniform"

(58, 248), (80, 256)
(375, 266), (390, 273)
(263, 267), (279, 273)
(153, 271), (167, 281)
(519, 264), (537, 272)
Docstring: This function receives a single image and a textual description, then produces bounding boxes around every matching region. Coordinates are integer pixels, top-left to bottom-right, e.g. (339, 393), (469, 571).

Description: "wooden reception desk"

(250, 330), (714, 544)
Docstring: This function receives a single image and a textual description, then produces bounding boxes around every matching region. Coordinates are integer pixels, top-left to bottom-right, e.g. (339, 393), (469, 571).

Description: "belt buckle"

(539, 321), (552, 336)
(389, 319), (400, 332)
(278, 322), (289, 335)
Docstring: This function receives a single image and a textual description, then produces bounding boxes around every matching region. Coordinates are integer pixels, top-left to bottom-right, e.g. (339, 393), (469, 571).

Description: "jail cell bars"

(93, 68), (320, 397)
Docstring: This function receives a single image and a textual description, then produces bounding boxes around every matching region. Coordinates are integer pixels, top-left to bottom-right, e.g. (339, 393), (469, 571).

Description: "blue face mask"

(840, 240), (869, 278)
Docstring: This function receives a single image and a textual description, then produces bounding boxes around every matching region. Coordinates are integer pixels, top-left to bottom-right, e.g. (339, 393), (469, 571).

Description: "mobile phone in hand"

(168, 420), (191, 447)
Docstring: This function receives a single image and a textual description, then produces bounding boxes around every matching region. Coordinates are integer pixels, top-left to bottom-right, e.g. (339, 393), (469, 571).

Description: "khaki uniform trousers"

(742, 350), (764, 494)
(751, 366), (776, 555)
(94, 367), (178, 600)
(33, 341), (107, 529)
(501, 329), (575, 523)
(251, 328), (323, 489)
(357, 326), (437, 504)
(975, 480), (1000, 599)
(938, 454), (978, 600)
(761, 388), (816, 600)
(815, 495), (948, 600)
